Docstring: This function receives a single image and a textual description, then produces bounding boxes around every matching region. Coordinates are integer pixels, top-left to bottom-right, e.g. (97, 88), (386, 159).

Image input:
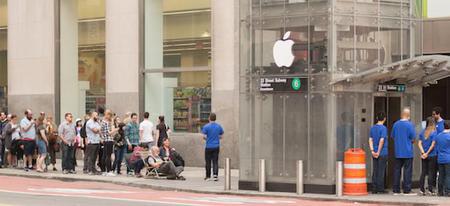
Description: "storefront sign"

(260, 77), (308, 92)
(377, 84), (406, 92)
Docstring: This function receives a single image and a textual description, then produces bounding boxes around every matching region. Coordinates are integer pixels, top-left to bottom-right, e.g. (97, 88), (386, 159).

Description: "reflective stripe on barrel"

(343, 148), (368, 196)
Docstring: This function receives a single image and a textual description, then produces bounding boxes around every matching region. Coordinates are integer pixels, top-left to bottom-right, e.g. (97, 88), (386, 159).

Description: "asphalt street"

(0, 175), (384, 206)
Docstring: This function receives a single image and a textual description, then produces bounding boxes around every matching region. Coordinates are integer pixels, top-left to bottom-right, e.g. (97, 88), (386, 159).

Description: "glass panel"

(335, 0), (354, 15)
(401, 20), (411, 60)
(144, 0), (212, 133)
(59, 0), (106, 120)
(286, 16), (309, 74)
(335, 93), (355, 161)
(239, 92), (257, 181)
(0, 0), (6, 112)
(308, 93), (334, 184)
(355, 16), (379, 73)
(380, 0), (402, 18)
(413, 20), (422, 57)
(356, 0), (378, 16)
(336, 15), (354, 74)
(310, 15), (328, 73)
(284, 93), (308, 181)
(380, 18), (402, 65)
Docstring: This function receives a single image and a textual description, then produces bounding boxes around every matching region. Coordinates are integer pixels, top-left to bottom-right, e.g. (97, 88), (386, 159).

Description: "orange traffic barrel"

(343, 148), (368, 196)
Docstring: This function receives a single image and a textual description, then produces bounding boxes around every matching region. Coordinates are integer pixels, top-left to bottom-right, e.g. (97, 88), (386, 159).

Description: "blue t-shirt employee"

(391, 108), (416, 195)
(432, 107), (445, 134)
(369, 112), (388, 194)
(435, 120), (450, 196)
(202, 113), (224, 181)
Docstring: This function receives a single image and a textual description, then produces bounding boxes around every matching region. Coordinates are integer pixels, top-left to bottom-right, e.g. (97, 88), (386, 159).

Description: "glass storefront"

(239, 0), (423, 193)
(59, 0), (105, 120)
(144, 0), (211, 133)
(0, 0), (7, 112)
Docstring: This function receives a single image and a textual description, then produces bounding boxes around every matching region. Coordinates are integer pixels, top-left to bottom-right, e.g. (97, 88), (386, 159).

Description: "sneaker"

(88, 172), (95, 176)
(177, 176), (186, 181)
(403, 192), (417, 196)
(106, 172), (116, 177)
(102, 172), (107, 176)
(135, 174), (143, 178)
(393, 192), (401, 196)
(24, 167), (29, 172)
(428, 191), (437, 196)
(83, 170), (88, 174)
(204, 177), (211, 181)
(419, 190), (426, 196)
(213, 175), (219, 181)
(63, 170), (69, 174)
(69, 170), (77, 174)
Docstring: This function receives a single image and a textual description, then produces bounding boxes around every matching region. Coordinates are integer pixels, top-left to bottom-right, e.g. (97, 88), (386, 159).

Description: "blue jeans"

(61, 144), (75, 171)
(438, 163), (450, 196)
(372, 156), (387, 192)
(113, 146), (126, 174)
(393, 158), (413, 193)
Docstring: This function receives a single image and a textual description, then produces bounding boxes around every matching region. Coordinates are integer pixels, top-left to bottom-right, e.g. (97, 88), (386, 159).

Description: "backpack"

(80, 121), (87, 138)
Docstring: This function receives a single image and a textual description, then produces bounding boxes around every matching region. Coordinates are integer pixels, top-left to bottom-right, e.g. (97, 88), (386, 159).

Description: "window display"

(144, 0), (211, 133)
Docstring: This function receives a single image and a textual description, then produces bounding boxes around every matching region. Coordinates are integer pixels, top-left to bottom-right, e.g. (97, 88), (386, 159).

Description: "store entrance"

(373, 96), (401, 188)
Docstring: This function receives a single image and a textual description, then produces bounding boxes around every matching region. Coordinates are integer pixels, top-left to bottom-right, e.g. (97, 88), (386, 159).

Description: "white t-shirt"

(139, 119), (154, 143)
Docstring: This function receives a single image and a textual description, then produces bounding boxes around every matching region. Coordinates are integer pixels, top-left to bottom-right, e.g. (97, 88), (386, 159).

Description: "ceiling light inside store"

(201, 31), (210, 38)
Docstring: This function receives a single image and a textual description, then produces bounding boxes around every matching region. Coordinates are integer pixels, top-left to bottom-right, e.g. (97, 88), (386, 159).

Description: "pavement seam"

(0, 172), (439, 206)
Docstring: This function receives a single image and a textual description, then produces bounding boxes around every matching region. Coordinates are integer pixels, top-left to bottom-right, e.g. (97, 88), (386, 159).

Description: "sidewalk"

(0, 160), (448, 206)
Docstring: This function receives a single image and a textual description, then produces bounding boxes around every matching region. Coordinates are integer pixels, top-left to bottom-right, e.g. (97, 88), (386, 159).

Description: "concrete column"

(211, 0), (239, 168)
(105, 0), (140, 116)
(7, 0), (56, 116)
(60, 0), (79, 120)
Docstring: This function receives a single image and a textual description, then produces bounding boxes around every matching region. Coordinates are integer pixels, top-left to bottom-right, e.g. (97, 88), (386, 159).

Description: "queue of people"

(369, 107), (450, 197)
(0, 108), (230, 182)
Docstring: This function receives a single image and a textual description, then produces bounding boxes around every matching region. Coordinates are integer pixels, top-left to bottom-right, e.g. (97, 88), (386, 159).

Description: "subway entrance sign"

(260, 77), (308, 92)
(377, 84), (406, 92)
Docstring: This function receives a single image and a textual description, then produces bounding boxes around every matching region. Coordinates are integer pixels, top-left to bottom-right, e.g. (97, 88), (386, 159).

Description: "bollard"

(224, 158), (231, 190)
(297, 160), (304, 195)
(336, 161), (343, 197)
(259, 159), (266, 192)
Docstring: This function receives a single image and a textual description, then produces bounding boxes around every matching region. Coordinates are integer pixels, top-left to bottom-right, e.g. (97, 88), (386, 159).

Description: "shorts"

(36, 139), (47, 155)
(9, 140), (20, 155)
(22, 140), (36, 156)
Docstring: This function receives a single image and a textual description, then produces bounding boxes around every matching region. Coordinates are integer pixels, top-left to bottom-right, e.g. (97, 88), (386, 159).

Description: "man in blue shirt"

(391, 108), (416, 195)
(202, 113), (224, 181)
(432, 107), (445, 134)
(369, 112), (388, 194)
(436, 120), (450, 197)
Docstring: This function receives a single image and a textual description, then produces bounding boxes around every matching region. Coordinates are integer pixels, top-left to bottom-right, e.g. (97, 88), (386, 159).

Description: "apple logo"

(273, 31), (295, 68)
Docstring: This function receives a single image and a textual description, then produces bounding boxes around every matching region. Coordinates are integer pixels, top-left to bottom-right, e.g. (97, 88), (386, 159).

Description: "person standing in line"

(123, 112), (132, 125)
(0, 112), (7, 168)
(436, 120), (450, 197)
(126, 113), (140, 152)
(3, 115), (19, 167)
(74, 119), (83, 167)
(432, 107), (445, 134)
(369, 112), (388, 194)
(46, 115), (59, 171)
(35, 116), (49, 173)
(391, 108), (416, 195)
(100, 110), (119, 176)
(156, 116), (171, 148)
(20, 109), (36, 172)
(139, 112), (155, 150)
(113, 122), (126, 175)
(202, 113), (224, 181)
(85, 112), (102, 175)
(418, 117), (438, 195)
(80, 113), (90, 173)
(58, 113), (77, 174)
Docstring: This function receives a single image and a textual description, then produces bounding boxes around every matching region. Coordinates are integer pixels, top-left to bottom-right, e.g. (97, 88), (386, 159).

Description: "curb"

(0, 172), (437, 206)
